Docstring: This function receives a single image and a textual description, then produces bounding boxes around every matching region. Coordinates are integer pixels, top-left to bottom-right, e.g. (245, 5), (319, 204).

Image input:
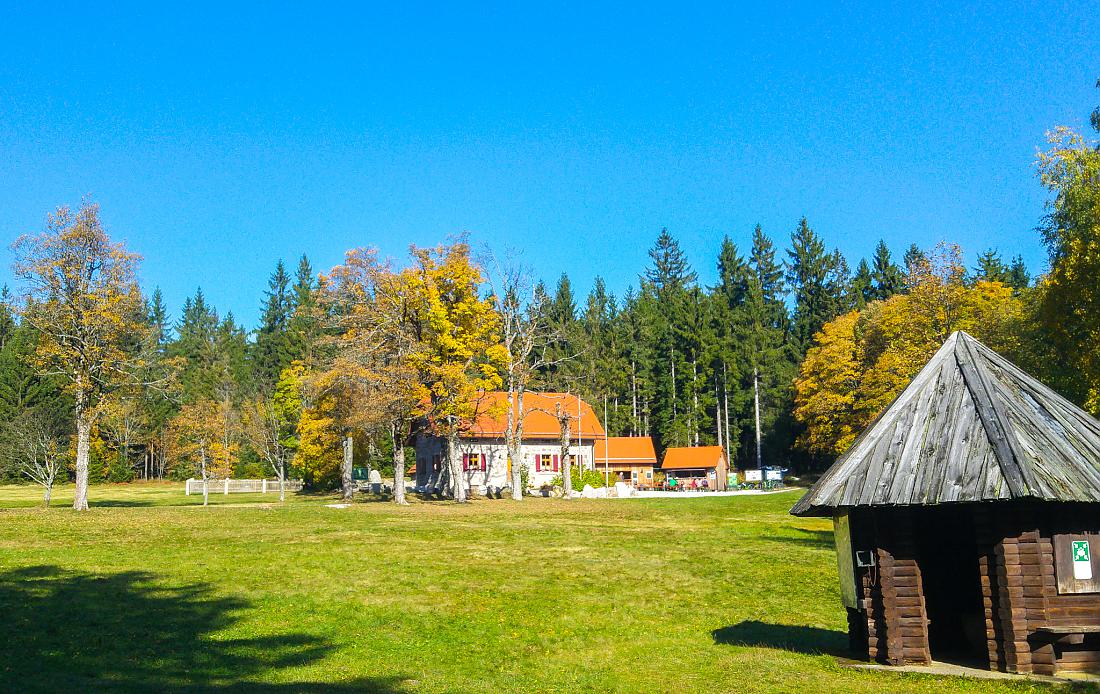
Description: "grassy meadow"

(0, 482), (1087, 693)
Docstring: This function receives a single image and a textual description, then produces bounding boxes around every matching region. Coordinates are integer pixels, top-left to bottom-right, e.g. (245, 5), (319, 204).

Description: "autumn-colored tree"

(169, 400), (237, 506)
(405, 242), (506, 503)
(11, 200), (156, 510)
(241, 393), (294, 502)
(1037, 108), (1100, 413)
(792, 311), (861, 456)
(794, 243), (1025, 457)
(313, 249), (422, 504)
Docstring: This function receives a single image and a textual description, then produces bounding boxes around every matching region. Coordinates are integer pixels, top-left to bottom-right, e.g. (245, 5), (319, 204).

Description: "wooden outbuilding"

(791, 331), (1100, 676)
(661, 446), (729, 491)
(594, 437), (658, 487)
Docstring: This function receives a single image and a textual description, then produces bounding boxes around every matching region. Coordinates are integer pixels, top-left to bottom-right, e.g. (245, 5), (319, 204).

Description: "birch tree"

(482, 250), (560, 500)
(11, 200), (155, 510)
(241, 395), (292, 502)
(554, 400), (574, 499)
(1, 411), (65, 507)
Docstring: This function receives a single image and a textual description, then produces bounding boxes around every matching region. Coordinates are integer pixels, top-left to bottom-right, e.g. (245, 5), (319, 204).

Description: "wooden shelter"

(661, 446), (729, 490)
(791, 331), (1100, 676)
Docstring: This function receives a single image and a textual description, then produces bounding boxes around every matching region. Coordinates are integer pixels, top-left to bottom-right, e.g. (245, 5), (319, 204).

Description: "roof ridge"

(953, 332), (1032, 498)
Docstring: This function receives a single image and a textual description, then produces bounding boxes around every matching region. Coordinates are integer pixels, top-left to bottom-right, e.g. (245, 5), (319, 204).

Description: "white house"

(414, 392), (605, 494)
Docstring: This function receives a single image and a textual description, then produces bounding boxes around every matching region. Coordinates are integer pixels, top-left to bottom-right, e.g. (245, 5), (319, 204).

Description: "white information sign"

(744, 469), (762, 482)
(1073, 540), (1092, 580)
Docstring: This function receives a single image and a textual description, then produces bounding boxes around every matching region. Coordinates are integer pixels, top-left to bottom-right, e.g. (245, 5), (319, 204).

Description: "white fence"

(184, 478), (304, 495)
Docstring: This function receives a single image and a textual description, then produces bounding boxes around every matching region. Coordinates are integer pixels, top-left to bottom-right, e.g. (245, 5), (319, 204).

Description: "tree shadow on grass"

(763, 527), (835, 550)
(713, 620), (850, 658)
(0, 565), (408, 693)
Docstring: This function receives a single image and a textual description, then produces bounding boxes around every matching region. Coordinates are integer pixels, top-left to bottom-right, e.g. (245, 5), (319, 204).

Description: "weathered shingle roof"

(791, 331), (1100, 517)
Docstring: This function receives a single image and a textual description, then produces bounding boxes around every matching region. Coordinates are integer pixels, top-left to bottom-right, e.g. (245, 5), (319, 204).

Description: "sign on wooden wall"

(1053, 533), (1100, 594)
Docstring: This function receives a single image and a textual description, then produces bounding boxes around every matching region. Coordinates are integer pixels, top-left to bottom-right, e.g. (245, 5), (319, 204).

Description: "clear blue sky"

(1, 2), (1096, 329)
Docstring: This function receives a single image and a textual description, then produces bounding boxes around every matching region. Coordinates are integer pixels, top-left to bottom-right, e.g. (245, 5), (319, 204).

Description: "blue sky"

(1, 2), (1097, 329)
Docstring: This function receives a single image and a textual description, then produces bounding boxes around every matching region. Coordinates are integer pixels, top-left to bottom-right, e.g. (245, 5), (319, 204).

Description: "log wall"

(848, 502), (1100, 676)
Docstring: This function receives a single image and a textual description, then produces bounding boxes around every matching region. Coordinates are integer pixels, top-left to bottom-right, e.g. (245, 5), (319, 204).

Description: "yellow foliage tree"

(795, 243), (1025, 457)
(404, 241), (507, 503)
(169, 400), (238, 506)
(11, 200), (154, 510)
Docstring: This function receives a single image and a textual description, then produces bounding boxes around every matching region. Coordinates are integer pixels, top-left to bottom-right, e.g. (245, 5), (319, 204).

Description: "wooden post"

(224, 478), (230, 495)
(262, 478), (268, 494)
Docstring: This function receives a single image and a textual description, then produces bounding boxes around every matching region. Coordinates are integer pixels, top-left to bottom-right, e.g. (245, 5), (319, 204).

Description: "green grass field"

(0, 483), (1087, 693)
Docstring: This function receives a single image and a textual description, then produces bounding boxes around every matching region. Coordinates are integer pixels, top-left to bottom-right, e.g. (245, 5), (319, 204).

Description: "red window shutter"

(462, 454), (469, 471)
(553, 455), (559, 472)
(480, 455), (486, 471)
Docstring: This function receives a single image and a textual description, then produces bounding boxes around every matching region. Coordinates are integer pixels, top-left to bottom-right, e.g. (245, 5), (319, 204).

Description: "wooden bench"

(1035, 625), (1100, 646)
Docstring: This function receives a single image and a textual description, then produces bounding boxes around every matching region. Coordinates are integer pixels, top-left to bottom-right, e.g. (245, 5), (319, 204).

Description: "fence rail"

(184, 478), (304, 496)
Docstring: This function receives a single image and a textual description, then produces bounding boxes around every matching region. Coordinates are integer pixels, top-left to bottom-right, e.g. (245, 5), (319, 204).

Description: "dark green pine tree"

(786, 217), (833, 351)
(973, 249), (1009, 284)
(288, 254), (319, 365)
(253, 260), (296, 386)
(870, 240), (903, 300)
(715, 236), (749, 309)
(1006, 255), (1031, 291)
(0, 287), (15, 350)
(903, 243), (927, 284)
(827, 249), (854, 314)
(644, 228), (698, 297)
(147, 288), (170, 347)
(851, 259), (873, 309)
(748, 224), (787, 331)
(171, 289), (222, 402)
(538, 273), (579, 388)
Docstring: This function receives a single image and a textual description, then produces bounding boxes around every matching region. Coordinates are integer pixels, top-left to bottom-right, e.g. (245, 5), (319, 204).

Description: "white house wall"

(414, 433), (596, 493)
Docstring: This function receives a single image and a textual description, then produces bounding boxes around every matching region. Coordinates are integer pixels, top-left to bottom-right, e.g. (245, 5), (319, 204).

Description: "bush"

(550, 467), (611, 490)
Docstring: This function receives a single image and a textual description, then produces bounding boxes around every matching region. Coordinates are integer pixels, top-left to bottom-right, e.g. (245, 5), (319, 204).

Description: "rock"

(580, 484), (597, 498)
(615, 482), (635, 498)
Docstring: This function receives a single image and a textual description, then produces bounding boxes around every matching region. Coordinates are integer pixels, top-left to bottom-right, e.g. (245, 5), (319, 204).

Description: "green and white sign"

(1072, 540), (1092, 580)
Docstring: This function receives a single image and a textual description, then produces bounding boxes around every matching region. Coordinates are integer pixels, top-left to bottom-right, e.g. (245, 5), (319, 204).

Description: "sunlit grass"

(0, 483), (1065, 692)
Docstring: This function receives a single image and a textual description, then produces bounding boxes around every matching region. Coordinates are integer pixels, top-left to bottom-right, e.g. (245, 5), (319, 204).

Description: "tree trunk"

(392, 423), (408, 506)
(557, 404), (573, 499)
(73, 402), (91, 511)
(278, 460), (286, 503)
(43, 482), (52, 508)
(342, 434), (354, 501)
(201, 451), (209, 507)
(508, 388), (525, 500)
(447, 430), (467, 503)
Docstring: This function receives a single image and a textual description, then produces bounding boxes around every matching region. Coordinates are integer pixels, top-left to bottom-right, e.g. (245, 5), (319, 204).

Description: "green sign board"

(1072, 540), (1092, 581)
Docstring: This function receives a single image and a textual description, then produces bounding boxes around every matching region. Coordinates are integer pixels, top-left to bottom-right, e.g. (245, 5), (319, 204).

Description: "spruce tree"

(851, 259), (873, 308)
(253, 260), (295, 386)
(973, 249), (1009, 284)
(1007, 255), (1031, 290)
(644, 228), (697, 296)
(870, 240), (903, 300)
(786, 217), (832, 351)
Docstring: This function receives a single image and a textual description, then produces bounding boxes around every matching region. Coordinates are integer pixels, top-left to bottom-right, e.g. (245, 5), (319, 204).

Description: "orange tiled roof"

(463, 392), (606, 440)
(594, 437), (657, 465)
(661, 446), (726, 470)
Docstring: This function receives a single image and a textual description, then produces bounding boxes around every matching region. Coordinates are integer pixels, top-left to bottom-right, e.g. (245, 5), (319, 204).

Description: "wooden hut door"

(915, 509), (987, 666)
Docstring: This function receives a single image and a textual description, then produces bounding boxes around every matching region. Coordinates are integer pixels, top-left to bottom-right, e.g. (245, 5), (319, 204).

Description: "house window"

(464, 453), (486, 471)
(537, 454), (558, 472)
